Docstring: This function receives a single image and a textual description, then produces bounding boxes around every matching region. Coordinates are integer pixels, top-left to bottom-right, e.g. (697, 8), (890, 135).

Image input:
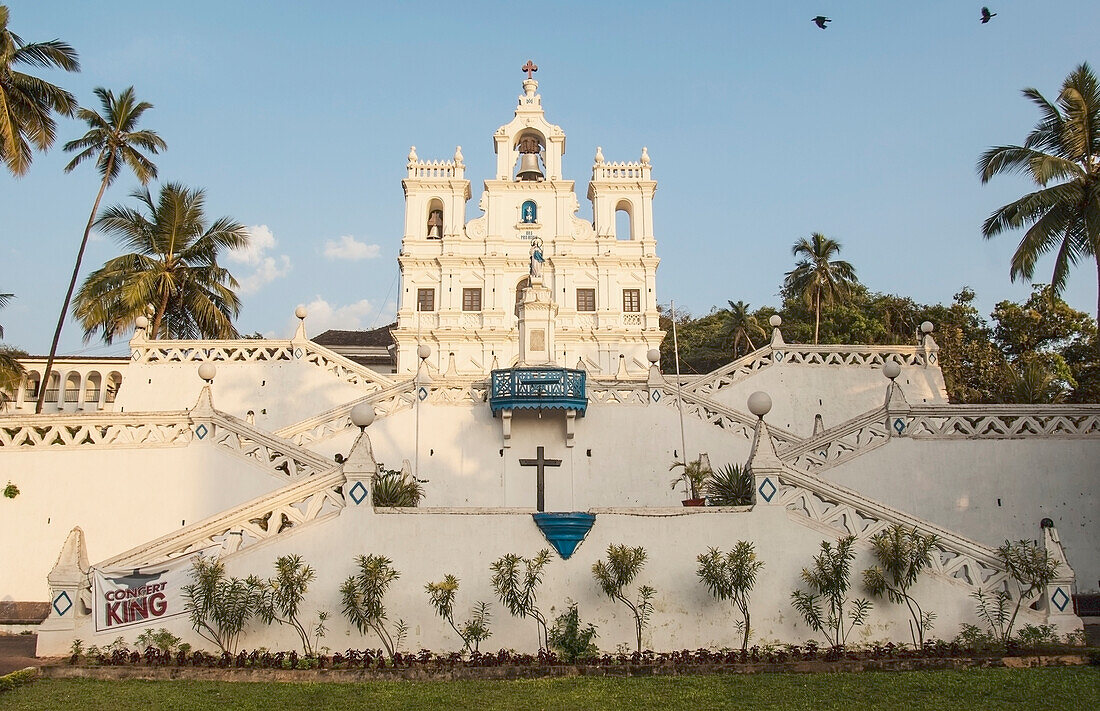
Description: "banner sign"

(92, 556), (196, 632)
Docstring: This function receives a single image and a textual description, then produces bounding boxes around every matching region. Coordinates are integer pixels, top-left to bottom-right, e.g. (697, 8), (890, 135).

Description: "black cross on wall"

(519, 445), (561, 512)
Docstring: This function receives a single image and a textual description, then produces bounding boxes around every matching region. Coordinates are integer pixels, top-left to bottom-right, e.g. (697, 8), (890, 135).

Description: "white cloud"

(290, 296), (395, 337)
(229, 225), (292, 294)
(322, 235), (381, 261)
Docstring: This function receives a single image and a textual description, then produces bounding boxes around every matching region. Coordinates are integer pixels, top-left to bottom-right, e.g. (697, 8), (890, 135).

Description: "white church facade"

(1, 71), (1097, 656)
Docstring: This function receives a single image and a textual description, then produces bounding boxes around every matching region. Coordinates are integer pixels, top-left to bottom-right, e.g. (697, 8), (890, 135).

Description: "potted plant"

(702, 463), (755, 506)
(670, 455), (710, 506)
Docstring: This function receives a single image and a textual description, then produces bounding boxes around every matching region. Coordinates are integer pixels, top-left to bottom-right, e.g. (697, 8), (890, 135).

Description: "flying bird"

(812, 16), (831, 29)
(980, 7), (996, 23)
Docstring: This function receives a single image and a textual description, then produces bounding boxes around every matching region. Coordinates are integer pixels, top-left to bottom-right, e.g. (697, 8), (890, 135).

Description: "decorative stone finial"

(920, 321), (934, 334)
(197, 363), (216, 383)
(647, 348), (661, 364)
(747, 391), (772, 418)
(350, 403), (375, 430)
(135, 315), (148, 330)
(883, 361), (901, 381)
(295, 305), (307, 320)
(417, 344), (431, 360)
(594, 146), (605, 164)
(407, 146), (418, 163)
(769, 315), (782, 328)
(454, 145), (464, 165)
(640, 146), (650, 165)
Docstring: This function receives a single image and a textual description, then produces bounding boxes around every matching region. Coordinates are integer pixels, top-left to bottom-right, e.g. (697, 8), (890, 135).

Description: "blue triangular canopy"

(532, 512), (596, 560)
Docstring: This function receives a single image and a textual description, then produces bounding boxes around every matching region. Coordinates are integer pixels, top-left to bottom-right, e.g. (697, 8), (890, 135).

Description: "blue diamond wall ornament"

(53, 590), (72, 617)
(758, 477), (777, 503)
(131, 351), (140, 361)
(418, 386), (428, 401)
(1051, 587), (1070, 612)
(195, 424), (208, 440)
(651, 390), (661, 402)
(533, 512), (596, 560)
(294, 347), (303, 359)
(349, 481), (368, 505)
(893, 418), (906, 435)
(929, 353), (937, 364)
(774, 352), (784, 362)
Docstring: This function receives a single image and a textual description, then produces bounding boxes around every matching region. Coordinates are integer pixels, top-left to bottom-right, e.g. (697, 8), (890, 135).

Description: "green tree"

(490, 549), (552, 649)
(979, 62), (1100, 330)
(591, 544), (656, 652)
(181, 556), (263, 655)
(783, 233), (859, 344)
(36, 86), (165, 413)
(723, 300), (766, 358)
(425, 574), (492, 653)
(863, 525), (939, 646)
(73, 183), (249, 343)
(696, 542), (764, 652)
(340, 554), (406, 658)
(0, 5), (79, 176)
(256, 554), (321, 655)
(791, 536), (872, 647)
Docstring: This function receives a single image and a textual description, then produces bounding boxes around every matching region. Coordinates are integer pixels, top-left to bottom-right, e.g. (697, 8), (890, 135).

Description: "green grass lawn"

(2, 667), (1097, 710)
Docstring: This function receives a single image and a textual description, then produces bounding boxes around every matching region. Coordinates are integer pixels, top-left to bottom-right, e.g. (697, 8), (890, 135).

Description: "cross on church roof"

(522, 60), (538, 79)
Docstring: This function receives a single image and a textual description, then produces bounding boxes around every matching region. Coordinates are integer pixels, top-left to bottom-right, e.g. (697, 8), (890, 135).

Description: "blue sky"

(2, 1), (1098, 356)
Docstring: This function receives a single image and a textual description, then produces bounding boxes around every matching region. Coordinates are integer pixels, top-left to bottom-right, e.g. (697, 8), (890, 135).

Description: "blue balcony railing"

(489, 367), (587, 416)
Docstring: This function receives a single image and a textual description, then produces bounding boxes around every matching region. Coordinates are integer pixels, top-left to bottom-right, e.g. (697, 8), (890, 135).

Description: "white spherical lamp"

(769, 315), (782, 327)
(883, 361), (902, 381)
(350, 403), (375, 429)
(647, 348), (661, 364)
(197, 363), (217, 383)
(417, 344), (431, 360)
(135, 315), (148, 330)
(747, 391), (772, 418)
(295, 305), (308, 320)
(920, 321), (934, 334)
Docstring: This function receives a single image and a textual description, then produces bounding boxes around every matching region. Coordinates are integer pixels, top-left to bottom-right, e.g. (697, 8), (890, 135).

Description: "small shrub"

(340, 554), (406, 658)
(135, 628), (183, 654)
(256, 554), (321, 654)
(697, 541), (764, 652)
(863, 524), (938, 646)
(425, 574), (493, 653)
(791, 536), (872, 647)
(973, 539), (1060, 643)
(490, 549), (552, 649)
(592, 544), (656, 652)
(0, 668), (37, 693)
(547, 602), (598, 662)
(953, 622), (999, 651)
(182, 556), (264, 655)
(669, 458), (709, 500)
(1015, 623), (1061, 647)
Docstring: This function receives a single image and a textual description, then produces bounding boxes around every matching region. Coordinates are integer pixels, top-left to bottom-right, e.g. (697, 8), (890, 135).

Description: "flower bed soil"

(38, 653), (1092, 683)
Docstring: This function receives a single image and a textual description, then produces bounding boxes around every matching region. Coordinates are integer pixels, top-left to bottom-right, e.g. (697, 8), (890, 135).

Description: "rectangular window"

(417, 288), (435, 312)
(576, 288), (596, 312)
(623, 289), (641, 313)
(462, 288), (482, 312)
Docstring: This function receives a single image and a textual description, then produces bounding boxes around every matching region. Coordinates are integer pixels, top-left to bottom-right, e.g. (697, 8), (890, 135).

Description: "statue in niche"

(427, 209), (443, 239)
(529, 238), (544, 281)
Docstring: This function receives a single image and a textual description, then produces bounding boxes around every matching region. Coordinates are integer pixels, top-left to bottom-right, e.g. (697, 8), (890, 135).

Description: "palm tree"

(73, 182), (249, 343)
(979, 62), (1100, 329)
(0, 4), (79, 176)
(0, 290), (26, 409)
(722, 300), (766, 357)
(783, 233), (858, 344)
(35, 86), (165, 413)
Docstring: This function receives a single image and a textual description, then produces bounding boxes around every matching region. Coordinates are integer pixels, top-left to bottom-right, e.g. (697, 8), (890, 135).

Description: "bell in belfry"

(516, 134), (544, 181)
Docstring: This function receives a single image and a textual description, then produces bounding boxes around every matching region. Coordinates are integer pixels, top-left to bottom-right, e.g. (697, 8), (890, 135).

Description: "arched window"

(105, 371), (123, 404)
(521, 200), (537, 224)
(614, 200), (634, 240)
(85, 372), (103, 405)
(426, 199), (444, 239)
